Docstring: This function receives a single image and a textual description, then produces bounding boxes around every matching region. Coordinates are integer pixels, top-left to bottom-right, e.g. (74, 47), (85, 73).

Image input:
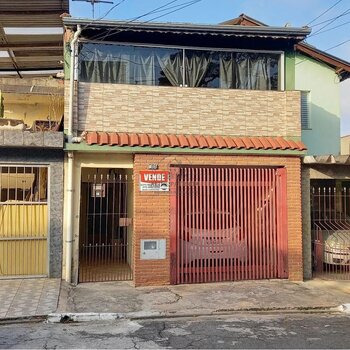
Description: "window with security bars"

(301, 91), (311, 130)
(0, 166), (47, 203)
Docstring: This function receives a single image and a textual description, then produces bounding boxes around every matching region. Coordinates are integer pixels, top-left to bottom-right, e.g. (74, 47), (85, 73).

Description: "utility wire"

(326, 38), (350, 51)
(306, 0), (343, 26)
(89, 0), (181, 40)
(310, 9), (350, 27)
(90, 0), (203, 42)
(78, 0), (129, 31)
(308, 19), (350, 37)
(311, 8), (350, 35)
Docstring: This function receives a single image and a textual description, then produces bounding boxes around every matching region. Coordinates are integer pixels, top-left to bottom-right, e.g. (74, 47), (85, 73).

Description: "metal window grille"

(311, 186), (350, 280)
(0, 166), (48, 277)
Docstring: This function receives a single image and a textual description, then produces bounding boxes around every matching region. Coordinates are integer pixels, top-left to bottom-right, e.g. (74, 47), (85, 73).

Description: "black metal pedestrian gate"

(78, 169), (133, 282)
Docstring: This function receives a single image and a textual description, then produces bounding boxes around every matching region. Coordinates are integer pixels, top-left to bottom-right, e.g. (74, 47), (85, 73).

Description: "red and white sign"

(139, 170), (170, 192)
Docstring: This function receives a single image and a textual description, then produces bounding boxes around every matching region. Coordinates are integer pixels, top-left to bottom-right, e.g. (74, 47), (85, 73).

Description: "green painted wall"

(294, 53), (340, 156)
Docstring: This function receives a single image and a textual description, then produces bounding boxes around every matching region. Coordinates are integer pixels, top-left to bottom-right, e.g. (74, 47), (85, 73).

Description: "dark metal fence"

(79, 171), (133, 283)
(311, 186), (350, 280)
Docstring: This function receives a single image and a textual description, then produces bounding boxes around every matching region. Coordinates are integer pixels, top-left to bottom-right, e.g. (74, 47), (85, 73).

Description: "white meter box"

(140, 239), (166, 260)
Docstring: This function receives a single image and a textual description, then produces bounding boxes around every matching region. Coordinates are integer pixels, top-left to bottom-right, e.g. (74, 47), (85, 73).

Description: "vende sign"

(139, 170), (170, 192)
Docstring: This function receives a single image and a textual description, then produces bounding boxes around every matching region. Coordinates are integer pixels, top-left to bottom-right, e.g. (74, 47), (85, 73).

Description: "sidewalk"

(55, 279), (350, 320)
(0, 278), (60, 319)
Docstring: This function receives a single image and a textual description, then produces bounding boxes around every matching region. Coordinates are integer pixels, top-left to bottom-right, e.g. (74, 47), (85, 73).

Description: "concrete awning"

(303, 155), (350, 165)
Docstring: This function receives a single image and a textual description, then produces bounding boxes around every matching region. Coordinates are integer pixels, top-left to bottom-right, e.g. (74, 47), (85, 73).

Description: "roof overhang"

(64, 17), (311, 41)
(0, 1), (69, 77)
(303, 155), (350, 165)
(295, 43), (350, 81)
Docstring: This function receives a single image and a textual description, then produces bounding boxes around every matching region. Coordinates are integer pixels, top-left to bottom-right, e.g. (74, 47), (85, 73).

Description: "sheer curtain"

(156, 50), (183, 86)
(185, 51), (212, 87)
(79, 43), (279, 90)
(79, 44), (129, 84)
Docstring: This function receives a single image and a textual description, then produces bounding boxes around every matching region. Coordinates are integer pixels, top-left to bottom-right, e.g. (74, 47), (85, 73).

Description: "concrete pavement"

(54, 279), (350, 321)
(0, 277), (349, 322)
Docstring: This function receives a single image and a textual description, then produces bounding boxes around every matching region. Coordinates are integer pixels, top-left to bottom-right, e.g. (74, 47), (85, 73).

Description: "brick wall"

(133, 153), (302, 286)
(68, 83), (301, 137)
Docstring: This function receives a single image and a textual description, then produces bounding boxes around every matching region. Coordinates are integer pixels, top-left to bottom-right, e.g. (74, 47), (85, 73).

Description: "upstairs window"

(301, 91), (311, 129)
(79, 43), (281, 91)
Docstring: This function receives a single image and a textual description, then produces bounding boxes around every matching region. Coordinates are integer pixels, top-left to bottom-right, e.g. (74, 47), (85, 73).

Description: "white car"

(323, 230), (350, 265)
(181, 212), (247, 263)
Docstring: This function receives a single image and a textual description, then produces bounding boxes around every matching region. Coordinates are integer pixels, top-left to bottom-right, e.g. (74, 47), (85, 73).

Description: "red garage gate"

(170, 166), (288, 284)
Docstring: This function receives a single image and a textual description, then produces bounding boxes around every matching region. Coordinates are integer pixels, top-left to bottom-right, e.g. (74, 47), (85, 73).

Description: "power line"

(306, 0), (343, 26)
(91, 0), (203, 42)
(311, 8), (350, 35)
(308, 19), (350, 37)
(89, 0), (181, 40)
(311, 8), (350, 27)
(78, 0), (128, 31)
(326, 38), (350, 51)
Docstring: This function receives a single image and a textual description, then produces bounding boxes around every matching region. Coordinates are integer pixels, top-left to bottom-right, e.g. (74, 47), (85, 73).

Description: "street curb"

(46, 306), (343, 323)
(0, 315), (47, 325)
(337, 303), (350, 313)
(1, 304), (348, 324)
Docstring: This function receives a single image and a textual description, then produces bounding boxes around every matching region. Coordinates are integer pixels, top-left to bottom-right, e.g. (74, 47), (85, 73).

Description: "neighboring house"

(0, 1), (68, 279)
(63, 15), (313, 286)
(341, 135), (350, 155)
(223, 15), (350, 281)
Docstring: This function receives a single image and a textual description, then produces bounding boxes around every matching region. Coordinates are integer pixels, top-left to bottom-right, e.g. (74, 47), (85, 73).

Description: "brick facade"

(133, 153), (303, 286)
(67, 83), (301, 138)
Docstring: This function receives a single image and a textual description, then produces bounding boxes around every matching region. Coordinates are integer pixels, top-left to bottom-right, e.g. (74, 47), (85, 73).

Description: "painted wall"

(294, 53), (341, 156)
(62, 152), (133, 283)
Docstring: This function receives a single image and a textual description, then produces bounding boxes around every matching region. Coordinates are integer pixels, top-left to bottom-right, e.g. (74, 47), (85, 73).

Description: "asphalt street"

(0, 312), (349, 349)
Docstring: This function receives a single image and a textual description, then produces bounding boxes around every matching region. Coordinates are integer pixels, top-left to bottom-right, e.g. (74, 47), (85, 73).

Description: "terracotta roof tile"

(139, 133), (149, 146)
(159, 134), (170, 147)
(109, 132), (119, 145)
(149, 134), (160, 147)
(250, 137), (264, 149)
(214, 136), (226, 149)
(187, 135), (199, 148)
(197, 135), (208, 148)
(203, 136), (218, 148)
(232, 137), (245, 149)
(178, 134), (189, 148)
(222, 136), (236, 148)
(84, 132), (307, 152)
(241, 137), (255, 149)
(129, 133), (139, 147)
(119, 133), (129, 146)
(168, 134), (180, 147)
(98, 132), (109, 145)
(86, 131), (98, 145)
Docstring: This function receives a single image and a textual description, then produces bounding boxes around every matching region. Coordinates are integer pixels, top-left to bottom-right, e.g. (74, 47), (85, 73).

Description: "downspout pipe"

(66, 25), (82, 284)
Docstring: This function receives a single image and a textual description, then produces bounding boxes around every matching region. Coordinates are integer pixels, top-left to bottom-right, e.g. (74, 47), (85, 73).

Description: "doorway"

(78, 168), (133, 282)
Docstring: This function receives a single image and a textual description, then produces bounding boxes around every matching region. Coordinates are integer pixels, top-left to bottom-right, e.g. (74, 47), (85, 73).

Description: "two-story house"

(222, 15), (350, 282)
(62, 15), (318, 287)
(0, 1), (67, 280)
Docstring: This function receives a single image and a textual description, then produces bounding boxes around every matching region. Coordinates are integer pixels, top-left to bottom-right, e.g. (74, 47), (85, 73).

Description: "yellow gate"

(0, 166), (48, 277)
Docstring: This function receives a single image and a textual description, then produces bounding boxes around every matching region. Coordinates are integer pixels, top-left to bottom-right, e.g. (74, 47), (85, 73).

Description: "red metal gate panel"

(170, 166), (288, 284)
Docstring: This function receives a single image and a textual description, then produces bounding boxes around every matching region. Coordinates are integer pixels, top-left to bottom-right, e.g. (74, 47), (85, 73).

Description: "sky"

(70, 0), (350, 135)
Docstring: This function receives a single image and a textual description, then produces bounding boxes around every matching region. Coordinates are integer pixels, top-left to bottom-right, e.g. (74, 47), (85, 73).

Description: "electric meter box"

(140, 239), (166, 260)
